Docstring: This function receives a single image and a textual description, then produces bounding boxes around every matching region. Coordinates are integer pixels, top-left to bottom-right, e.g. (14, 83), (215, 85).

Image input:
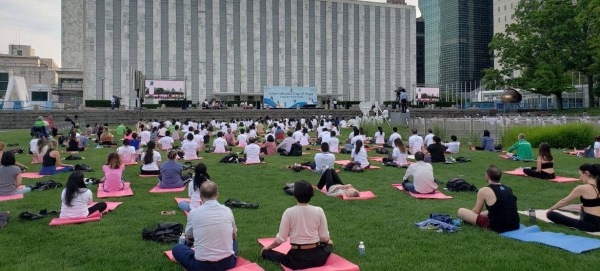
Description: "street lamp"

(99, 77), (105, 100)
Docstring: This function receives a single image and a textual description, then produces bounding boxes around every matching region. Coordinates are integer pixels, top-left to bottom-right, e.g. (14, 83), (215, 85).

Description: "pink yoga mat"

(139, 174), (159, 178)
(89, 201), (122, 213)
(149, 185), (185, 193)
(499, 154), (510, 159)
(49, 211), (102, 226)
(314, 148), (339, 153)
(334, 160), (353, 166)
(0, 186), (26, 202)
(174, 198), (190, 216)
(504, 168), (580, 183)
(257, 238), (359, 271)
(97, 182), (134, 198)
(317, 187), (377, 200)
(392, 184), (453, 199)
(368, 157), (385, 162)
(21, 167), (67, 179)
(183, 157), (204, 161)
(163, 251), (263, 271)
(212, 151), (231, 154)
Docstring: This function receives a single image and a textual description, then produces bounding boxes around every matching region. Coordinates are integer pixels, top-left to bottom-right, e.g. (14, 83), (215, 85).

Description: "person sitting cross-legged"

(239, 138), (263, 164)
(313, 142), (335, 174)
(457, 165), (520, 233)
(101, 152), (125, 192)
(178, 163), (210, 212)
(172, 181), (239, 271)
(158, 151), (192, 189)
(523, 142), (555, 179)
(506, 133), (534, 160)
(277, 131), (296, 154)
(401, 152), (437, 194)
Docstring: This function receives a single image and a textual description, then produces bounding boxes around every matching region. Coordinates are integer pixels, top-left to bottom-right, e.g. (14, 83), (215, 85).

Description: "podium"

(389, 112), (410, 126)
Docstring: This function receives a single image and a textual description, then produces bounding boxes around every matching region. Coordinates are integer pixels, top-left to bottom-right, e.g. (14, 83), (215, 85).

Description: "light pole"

(99, 77), (105, 100)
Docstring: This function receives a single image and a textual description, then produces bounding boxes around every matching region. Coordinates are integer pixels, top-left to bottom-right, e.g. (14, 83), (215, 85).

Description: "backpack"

(446, 178), (478, 192)
(10, 148), (24, 154)
(204, 146), (214, 153)
(288, 143), (303, 156)
(142, 222), (183, 243)
(18, 209), (59, 221)
(340, 147), (352, 154)
(224, 198), (259, 209)
(75, 164), (94, 172)
(31, 180), (63, 191)
(65, 154), (83, 160)
(219, 153), (239, 163)
(584, 148), (595, 158)
(283, 183), (295, 195)
(343, 162), (363, 172)
(455, 157), (471, 163)
(375, 148), (389, 154)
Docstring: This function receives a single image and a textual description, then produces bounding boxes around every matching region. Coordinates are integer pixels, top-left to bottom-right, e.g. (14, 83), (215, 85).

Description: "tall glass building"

(419, 0), (440, 87)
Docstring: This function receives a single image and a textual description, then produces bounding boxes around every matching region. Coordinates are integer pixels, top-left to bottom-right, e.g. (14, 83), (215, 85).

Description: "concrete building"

(387, 0), (406, 4)
(62, 0), (417, 106)
(0, 45), (60, 99)
(493, 0), (518, 69)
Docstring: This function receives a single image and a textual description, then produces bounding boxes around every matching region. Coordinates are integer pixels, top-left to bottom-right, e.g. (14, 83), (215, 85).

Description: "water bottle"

(358, 241), (365, 256)
(528, 208), (536, 223)
(178, 233), (186, 245)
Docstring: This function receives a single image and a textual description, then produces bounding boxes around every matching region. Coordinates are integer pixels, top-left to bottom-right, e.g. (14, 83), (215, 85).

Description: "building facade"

(0, 45), (60, 100)
(62, 0), (417, 106)
(493, 0), (518, 69)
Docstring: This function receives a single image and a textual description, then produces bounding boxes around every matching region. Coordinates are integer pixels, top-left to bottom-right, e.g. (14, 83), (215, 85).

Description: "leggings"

(547, 210), (600, 232)
(140, 169), (161, 175)
(316, 169), (344, 191)
(523, 168), (555, 179)
(39, 165), (73, 175)
(88, 202), (107, 215)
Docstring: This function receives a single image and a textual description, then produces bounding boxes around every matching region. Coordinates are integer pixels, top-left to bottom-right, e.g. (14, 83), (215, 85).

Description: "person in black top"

(457, 165), (520, 233)
(65, 133), (85, 152)
(425, 136), (446, 163)
(546, 164), (600, 232)
(523, 142), (555, 179)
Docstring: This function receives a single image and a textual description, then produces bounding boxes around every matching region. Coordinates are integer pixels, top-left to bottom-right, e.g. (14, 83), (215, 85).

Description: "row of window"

(497, 2), (514, 12)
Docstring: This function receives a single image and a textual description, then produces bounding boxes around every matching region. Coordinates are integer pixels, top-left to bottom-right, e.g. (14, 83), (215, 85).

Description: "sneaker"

(419, 224), (441, 231)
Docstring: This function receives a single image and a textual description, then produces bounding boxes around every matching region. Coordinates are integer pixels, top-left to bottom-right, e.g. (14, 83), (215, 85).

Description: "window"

(0, 72), (8, 91)
(504, 5), (506, 11)
(505, 16), (506, 22)
(17, 50), (22, 56)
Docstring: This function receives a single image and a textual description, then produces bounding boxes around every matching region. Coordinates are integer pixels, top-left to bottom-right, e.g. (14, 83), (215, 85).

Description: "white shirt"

(446, 141), (461, 154)
(351, 135), (365, 147)
(392, 147), (409, 166)
(213, 137), (227, 152)
(151, 121), (159, 128)
(276, 205), (329, 245)
(117, 145), (136, 163)
(29, 139), (39, 153)
(187, 181), (203, 210)
(314, 152), (336, 173)
(340, 120), (347, 128)
(158, 136), (174, 150)
(402, 161), (437, 194)
(293, 131), (303, 142)
(320, 131), (331, 143)
(237, 134), (248, 147)
(140, 150), (162, 171)
(408, 134), (424, 154)
(193, 134), (203, 146)
(140, 131), (151, 144)
(328, 137), (340, 153)
(316, 126), (324, 136)
(300, 133), (310, 146)
(351, 147), (369, 168)
(244, 143), (261, 163)
(60, 188), (93, 218)
(374, 132), (385, 144)
(382, 109), (389, 118)
(181, 140), (199, 159)
(594, 142), (600, 157)
(424, 133), (435, 146)
(388, 132), (401, 145)
(186, 200), (237, 261)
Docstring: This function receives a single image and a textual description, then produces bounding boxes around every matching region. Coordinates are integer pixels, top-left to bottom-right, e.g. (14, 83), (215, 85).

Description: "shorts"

(476, 215), (490, 229)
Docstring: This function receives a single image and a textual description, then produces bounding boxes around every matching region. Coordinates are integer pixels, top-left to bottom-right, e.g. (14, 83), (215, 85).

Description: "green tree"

(573, 0), (600, 107)
(484, 0), (579, 110)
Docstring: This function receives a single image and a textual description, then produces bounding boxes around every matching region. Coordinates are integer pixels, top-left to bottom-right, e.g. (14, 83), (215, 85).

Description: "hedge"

(502, 123), (597, 149)
(141, 104), (161, 109)
(158, 100), (194, 108)
(84, 100), (111, 107)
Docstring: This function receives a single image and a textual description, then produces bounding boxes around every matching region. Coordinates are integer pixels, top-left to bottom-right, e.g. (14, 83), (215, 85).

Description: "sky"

(0, 0), (419, 68)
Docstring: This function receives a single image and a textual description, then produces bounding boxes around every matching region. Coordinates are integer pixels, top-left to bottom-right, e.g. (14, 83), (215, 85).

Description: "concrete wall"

(61, 0), (85, 69)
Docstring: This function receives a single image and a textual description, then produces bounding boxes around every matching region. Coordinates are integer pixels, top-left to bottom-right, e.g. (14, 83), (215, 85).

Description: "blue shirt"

(129, 139), (140, 150)
(481, 136), (495, 151)
(400, 92), (408, 99)
(159, 160), (184, 188)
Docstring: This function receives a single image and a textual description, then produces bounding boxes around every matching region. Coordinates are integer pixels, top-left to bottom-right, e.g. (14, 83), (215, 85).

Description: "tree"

(484, 0), (580, 110)
(573, 0), (600, 107)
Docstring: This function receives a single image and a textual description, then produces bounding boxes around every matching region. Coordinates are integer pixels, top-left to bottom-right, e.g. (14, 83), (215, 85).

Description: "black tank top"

(581, 184), (600, 207)
(67, 139), (79, 151)
(486, 184), (520, 233)
(42, 149), (56, 167)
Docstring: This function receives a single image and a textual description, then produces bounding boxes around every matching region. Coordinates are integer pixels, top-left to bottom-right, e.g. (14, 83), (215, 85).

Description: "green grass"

(1, 128), (600, 271)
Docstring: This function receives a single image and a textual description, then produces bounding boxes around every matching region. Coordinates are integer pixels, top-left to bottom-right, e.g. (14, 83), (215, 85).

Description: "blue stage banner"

(263, 86), (317, 108)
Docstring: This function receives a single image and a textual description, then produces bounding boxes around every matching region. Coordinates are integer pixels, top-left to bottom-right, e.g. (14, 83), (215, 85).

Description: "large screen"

(415, 87), (440, 102)
(263, 86), (318, 108)
(144, 80), (184, 99)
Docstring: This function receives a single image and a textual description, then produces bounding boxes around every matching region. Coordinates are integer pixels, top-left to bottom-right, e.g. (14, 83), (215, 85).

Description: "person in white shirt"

(424, 129), (435, 146)
(445, 135), (461, 154)
(300, 128), (311, 146)
(319, 128), (331, 145)
(316, 123), (324, 137)
(374, 126), (386, 145)
(172, 181), (238, 270)
(401, 152), (438, 194)
(60, 171), (107, 218)
(278, 132), (297, 153)
(139, 127), (151, 145)
(314, 143), (336, 173)
(408, 129), (424, 155)
(29, 133), (40, 154)
(236, 129), (249, 147)
(192, 130), (203, 151)
(292, 128), (303, 143)
(178, 163), (210, 212)
(212, 132), (228, 153)
(151, 120), (160, 128)
(382, 108), (389, 119)
(165, 120), (172, 128)
(392, 138), (409, 167)
(339, 119), (347, 128)
(242, 138), (263, 163)
(388, 127), (401, 147)
(117, 139), (137, 164)
(328, 131), (340, 153)
(140, 141), (162, 175)
(351, 140), (370, 169)
(181, 134), (200, 160)
(261, 180), (332, 270)
(158, 131), (175, 150)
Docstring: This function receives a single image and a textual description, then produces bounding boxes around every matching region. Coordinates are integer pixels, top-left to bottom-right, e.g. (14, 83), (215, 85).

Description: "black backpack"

(204, 146), (214, 153)
(75, 164), (94, 172)
(219, 153), (238, 163)
(340, 147), (352, 154)
(446, 178), (478, 192)
(455, 157), (471, 163)
(10, 148), (24, 154)
(375, 148), (389, 154)
(283, 183), (295, 195)
(65, 154), (83, 160)
(31, 180), (63, 191)
(287, 143), (303, 156)
(142, 222), (183, 243)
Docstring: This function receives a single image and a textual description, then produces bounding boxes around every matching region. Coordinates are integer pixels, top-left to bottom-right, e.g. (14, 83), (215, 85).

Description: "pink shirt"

(276, 205), (329, 245)
(102, 165), (125, 192)
(124, 134), (133, 140)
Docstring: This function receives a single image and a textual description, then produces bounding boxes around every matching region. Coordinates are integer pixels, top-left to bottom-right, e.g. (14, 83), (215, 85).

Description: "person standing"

(400, 90), (408, 113)
(110, 96), (116, 110)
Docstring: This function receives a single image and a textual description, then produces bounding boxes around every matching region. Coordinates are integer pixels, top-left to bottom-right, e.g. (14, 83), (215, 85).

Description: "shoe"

(161, 211), (176, 216)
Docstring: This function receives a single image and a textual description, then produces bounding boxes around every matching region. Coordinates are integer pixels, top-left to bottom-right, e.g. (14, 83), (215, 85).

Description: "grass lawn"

(1, 128), (600, 271)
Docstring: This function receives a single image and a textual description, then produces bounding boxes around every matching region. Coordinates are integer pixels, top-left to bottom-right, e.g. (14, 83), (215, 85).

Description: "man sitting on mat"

(546, 163), (600, 232)
(239, 138), (263, 164)
(314, 143), (335, 174)
(506, 133), (534, 160)
(408, 129), (424, 155)
(457, 165), (520, 233)
(316, 168), (360, 198)
(277, 132), (296, 154)
(172, 181), (239, 270)
(401, 152), (437, 194)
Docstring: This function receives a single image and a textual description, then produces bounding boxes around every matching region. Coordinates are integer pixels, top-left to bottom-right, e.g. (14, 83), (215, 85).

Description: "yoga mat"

(243, 162), (266, 165)
(49, 211), (102, 226)
(0, 186), (26, 202)
(500, 224), (600, 253)
(174, 198), (190, 215)
(257, 238), (359, 271)
(90, 201), (122, 213)
(212, 151), (231, 154)
(317, 187), (377, 200)
(334, 160), (353, 166)
(183, 157), (204, 161)
(392, 184), (453, 199)
(123, 162), (138, 166)
(149, 185), (186, 193)
(97, 182), (134, 198)
(566, 151), (584, 155)
(302, 152), (311, 155)
(504, 168), (580, 183)
(368, 157), (386, 162)
(163, 251), (263, 271)
(21, 167), (67, 179)
(517, 209), (600, 237)
(499, 154), (510, 159)
(139, 174), (160, 178)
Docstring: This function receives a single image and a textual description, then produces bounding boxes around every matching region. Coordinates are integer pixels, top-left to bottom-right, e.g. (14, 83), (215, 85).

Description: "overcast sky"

(0, 0), (419, 68)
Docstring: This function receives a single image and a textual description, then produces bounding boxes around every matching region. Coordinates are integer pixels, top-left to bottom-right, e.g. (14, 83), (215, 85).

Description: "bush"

(84, 100), (111, 107)
(141, 104), (160, 109)
(158, 100), (193, 108)
(502, 123), (597, 149)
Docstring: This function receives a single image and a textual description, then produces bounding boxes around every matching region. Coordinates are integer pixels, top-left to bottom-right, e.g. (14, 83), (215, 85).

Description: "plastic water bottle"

(178, 233), (186, 245)
(358, 241), (365, 256)
(528, 208), (536, 223)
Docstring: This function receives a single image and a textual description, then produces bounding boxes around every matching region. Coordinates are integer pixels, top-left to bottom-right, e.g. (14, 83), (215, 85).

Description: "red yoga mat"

(21, 167), (68, 179)
(392, 184), (453, 199)
(49, 211), (102, 226)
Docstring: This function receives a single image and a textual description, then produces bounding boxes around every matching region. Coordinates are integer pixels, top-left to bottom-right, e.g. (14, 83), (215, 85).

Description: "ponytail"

(144, 141), (156, 165)
(378, 126), (383, 134)
(355, 140), (363, 155)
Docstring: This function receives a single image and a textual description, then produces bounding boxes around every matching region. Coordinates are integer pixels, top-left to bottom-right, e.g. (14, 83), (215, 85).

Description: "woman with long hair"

(158, 150), (191, 188)
(374, 126), (386, 145)
(102, 152), (125, 192)
(140, 141), (162, 175)
(100, 126), (115, 145)
(300, 128), (310, 146)
(177, 163), (211, 212)
(523, 142), (555, 179)
(149, 126), (159, 143)
(39, 140), (74, 175)
(60, 171), (107, 218)
(351, 140), (370, 169)
(66, 132), (85, 152)
(392, 137), (409, 167)
(31, 137), (48, 164)
(261, 135), (278, 155)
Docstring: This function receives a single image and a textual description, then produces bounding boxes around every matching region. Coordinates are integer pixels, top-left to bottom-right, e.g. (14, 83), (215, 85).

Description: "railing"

(0, 101), (55, 110)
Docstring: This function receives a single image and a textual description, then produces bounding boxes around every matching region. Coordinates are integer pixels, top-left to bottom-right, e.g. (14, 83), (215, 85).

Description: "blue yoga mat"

(500, 224), (600, 253)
